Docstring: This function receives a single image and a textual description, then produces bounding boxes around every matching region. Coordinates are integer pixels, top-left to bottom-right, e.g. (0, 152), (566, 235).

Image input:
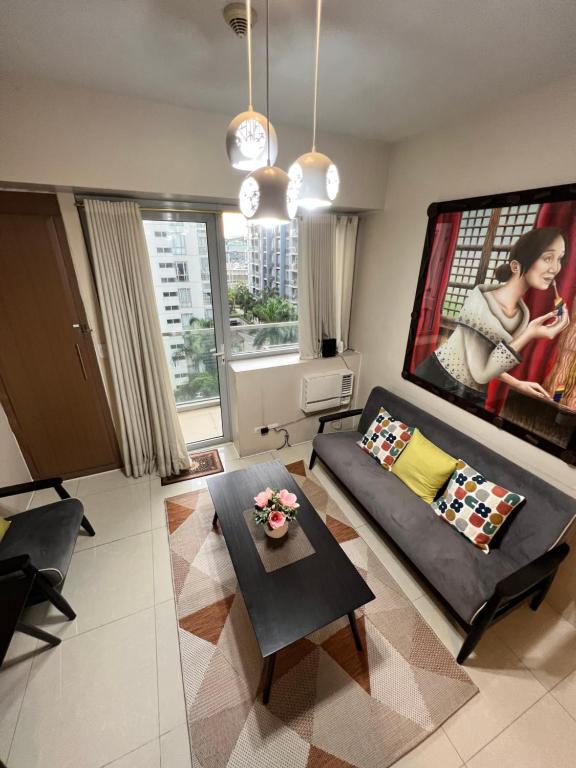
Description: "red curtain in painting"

(411, 212), (461, 371)
(485, 201), (576, 413)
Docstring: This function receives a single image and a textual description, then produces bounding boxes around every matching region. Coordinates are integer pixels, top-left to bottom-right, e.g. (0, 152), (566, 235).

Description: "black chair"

(0, 555), (62, 666)
(0, 478), (94, 644)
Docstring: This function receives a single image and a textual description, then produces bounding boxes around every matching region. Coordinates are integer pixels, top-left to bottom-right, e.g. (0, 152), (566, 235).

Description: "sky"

(222, 212), (248, 239)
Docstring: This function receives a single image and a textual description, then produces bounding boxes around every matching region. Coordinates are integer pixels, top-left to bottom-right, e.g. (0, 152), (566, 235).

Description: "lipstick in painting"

(553, 280), (564, 318)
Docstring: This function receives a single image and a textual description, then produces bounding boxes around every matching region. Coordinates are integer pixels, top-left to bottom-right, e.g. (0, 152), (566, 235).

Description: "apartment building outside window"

(223, 212), (298, 355)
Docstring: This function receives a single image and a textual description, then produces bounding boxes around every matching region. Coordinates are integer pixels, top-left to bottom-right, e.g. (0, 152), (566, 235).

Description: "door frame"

(141, 209), (232, 449)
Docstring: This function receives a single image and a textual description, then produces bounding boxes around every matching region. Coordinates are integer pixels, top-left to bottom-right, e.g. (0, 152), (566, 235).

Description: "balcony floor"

(177, 404), (222, 445)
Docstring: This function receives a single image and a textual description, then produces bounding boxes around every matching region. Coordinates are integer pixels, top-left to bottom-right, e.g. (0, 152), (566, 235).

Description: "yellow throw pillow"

(0, 517), (11, 543)
(391, 429), (457, 504)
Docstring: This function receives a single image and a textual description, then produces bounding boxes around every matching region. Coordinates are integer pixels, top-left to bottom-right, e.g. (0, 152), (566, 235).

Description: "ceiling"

(2, 0), (576, 141)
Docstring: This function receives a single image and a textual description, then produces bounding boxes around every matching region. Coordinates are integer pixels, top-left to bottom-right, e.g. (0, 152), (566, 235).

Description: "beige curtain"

(298, 214), (359, 359)
(84, 200), (190, 478)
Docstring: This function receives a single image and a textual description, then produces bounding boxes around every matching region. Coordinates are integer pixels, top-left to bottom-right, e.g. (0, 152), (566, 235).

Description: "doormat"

(164, 459), (478, 767)
(161, 448), (223, 486)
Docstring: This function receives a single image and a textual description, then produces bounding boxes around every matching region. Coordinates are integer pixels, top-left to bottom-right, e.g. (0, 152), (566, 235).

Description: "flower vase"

(264, 522), (288, 539)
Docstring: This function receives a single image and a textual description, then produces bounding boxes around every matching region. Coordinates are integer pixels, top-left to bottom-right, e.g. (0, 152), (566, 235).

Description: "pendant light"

(289, 0), (339, 209)
(239, 0), (297, 226)
(225, 0), (278, 171)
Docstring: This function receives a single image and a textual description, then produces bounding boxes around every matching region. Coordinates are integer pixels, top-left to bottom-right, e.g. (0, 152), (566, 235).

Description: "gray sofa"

(310, 386), (576, 662)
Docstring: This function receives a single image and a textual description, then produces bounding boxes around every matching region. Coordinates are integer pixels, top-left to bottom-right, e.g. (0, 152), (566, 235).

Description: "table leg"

(348, 611), (363, 652)
(262, 653), (277, 705)
(212, 511), (218, 528)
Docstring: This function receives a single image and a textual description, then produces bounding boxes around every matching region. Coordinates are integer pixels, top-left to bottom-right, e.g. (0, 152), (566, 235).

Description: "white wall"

(0, 406), (32, 514)
(0, 77), (389, 211)
(350, 75), (576, 498)
(229, 352), (362, 456)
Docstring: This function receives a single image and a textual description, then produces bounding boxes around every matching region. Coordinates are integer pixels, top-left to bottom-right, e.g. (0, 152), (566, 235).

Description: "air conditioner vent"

(341, 373), (353, 397)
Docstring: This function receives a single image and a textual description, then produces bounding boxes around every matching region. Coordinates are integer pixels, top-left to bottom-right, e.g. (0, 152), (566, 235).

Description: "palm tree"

(253, 323), (298, 349)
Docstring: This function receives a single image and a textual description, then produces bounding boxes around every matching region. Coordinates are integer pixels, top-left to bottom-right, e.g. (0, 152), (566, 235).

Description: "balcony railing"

(229, 320), (298, 356)
(161, 321), (298, 407)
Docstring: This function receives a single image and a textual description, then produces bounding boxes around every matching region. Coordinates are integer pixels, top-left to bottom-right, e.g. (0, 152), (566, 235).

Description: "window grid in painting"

(442, 209), (493, 317)
(441, 205), (540, 317)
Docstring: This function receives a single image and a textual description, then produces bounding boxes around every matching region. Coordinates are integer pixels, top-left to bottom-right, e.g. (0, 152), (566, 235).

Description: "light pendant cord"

(266, 0), (271, 166)
(246, 0), (253, 109)
(312, 0), (322, 152)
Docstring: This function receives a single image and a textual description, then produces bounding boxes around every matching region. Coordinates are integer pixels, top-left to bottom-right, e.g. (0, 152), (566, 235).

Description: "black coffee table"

(207, 459), (375, 704)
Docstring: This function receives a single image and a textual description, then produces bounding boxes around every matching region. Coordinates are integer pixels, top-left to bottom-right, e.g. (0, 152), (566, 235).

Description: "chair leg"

(530, 572), (556, 612)
(456, 623), (487, 664)
(16, 622), (61, 647)
(309, 450), (317, 470)
(34, 572), (76, 621)
(81, 515), (96, 537)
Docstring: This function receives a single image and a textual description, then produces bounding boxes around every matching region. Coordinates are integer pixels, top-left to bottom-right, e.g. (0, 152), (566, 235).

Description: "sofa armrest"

(495, 543), (570, 602)
(318, 408), (363, 434)
(0, 554), (32, 577)
(0, 478), (69, 501)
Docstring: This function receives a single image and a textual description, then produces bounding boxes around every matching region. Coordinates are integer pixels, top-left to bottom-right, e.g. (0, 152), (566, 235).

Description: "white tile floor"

(2, 441), (576, 767)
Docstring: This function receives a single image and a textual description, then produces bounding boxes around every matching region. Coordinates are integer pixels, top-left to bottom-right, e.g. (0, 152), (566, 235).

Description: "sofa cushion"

(358, 407), (414, 469)
(0, 517), (10, 543)
(1, 499), (84, 588)
(313, 431), (529, 624)
(391, 428), (457, 503)
(357, 387), (576, 569)
(431, 459), (525, 553)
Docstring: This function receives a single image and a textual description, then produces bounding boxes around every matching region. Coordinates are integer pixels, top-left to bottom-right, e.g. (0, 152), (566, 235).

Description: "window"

(178, 288), (192, 307)
(174, 373), (188, 379)
(155, 230), (168, 238)
(181, 313), (195, 328)
(223, 212), (298, 355)
(166, 318), (181, 325)
(159, 262), (173, 268)
(157, 247), (172, 254)
(161, 277), (176, 283)
(164, 304), (179, 311)
(441, 204), (539, 318)
(163, 291), (177, 298)
(175, 261), (189, 281)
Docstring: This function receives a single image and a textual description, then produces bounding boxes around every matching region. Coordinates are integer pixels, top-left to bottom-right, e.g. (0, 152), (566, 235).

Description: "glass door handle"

(212, 345), (226, 362)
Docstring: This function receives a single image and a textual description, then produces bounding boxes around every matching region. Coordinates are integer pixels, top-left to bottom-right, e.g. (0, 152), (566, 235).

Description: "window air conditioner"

(300, 370), (354, 413)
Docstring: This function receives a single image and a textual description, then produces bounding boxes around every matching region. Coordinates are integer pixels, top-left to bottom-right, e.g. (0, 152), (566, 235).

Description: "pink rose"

(268, 510), (286, 529)
(254, 487), (274, 509)
(277, 489), (299, 509)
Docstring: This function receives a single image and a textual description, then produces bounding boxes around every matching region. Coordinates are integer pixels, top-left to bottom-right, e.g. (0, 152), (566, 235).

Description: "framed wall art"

(403, 182), (576, 464)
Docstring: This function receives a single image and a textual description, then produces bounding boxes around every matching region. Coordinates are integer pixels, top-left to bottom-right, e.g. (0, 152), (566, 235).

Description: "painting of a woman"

(414, 228), (570, 407)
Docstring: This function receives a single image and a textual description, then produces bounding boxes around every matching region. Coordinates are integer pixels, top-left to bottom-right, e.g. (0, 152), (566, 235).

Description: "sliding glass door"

(142, 212), (230, 448)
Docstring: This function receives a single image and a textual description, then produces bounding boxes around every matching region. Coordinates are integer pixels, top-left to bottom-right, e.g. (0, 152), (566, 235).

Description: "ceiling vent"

(223, 3), (257, 38)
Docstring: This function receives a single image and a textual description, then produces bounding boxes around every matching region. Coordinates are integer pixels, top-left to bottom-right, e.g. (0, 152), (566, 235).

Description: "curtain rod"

(75, 202), (228, 214)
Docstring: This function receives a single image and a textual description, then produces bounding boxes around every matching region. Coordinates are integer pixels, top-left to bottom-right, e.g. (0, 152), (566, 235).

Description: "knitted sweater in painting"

(434, 284), (529, 393)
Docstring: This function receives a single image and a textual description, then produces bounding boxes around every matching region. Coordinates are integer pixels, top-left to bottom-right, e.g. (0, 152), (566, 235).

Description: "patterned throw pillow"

(358, 407), (414, 470)
(430, 459), (525, 553)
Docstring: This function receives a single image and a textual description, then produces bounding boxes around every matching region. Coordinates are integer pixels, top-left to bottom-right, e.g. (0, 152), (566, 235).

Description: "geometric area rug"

(164, 460), (478, 768)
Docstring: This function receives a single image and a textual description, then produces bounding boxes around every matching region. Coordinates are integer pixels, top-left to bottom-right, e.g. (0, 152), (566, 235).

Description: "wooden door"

(0, 192), (120, 479)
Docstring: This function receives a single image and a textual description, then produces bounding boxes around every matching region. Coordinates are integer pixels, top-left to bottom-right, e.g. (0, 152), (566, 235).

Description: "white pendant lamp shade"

(289, 151), (339, 210)
(226, 109), (278, 171)
(226, 0), (277, 171)
(291, 0), (339, 210)
(239, 165), (297, 226)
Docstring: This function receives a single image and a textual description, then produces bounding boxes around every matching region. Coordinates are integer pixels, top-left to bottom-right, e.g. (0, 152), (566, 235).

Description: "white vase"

(264, 522), (288, 539)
